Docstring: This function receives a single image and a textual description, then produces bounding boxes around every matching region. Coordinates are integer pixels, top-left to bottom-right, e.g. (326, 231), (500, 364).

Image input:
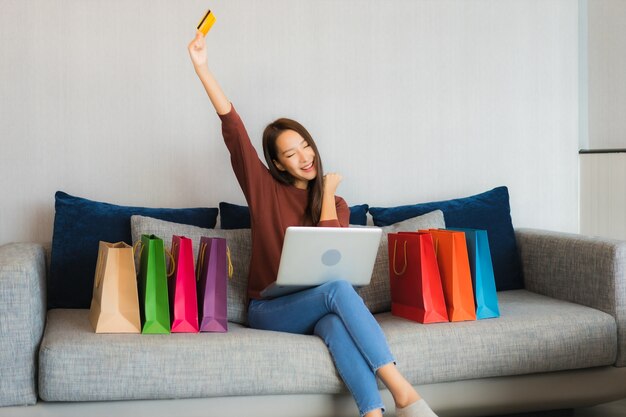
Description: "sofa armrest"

(515, 228), (626, 367)
(0, 243), (47, 406)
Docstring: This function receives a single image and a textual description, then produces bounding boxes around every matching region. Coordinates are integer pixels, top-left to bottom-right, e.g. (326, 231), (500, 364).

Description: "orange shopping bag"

(421, 229), (476, 322)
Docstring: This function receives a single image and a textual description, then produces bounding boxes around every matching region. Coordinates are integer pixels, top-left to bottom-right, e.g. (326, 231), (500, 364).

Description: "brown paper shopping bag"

(88, 241), (141, 333)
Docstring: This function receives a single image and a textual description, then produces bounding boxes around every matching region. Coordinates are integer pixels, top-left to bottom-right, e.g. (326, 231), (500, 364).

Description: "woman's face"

(273, 129), (317, 189)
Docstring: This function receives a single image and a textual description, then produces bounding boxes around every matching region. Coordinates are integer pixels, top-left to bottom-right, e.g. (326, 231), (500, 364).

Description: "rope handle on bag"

(133, 240), (143, 259)
(226, 245), (233, 279)
(133, 239), (175, 277)
(94, 244), (106, 289)
(166, 245), (176, 278)
(196, 242), (207, 281)
(392, 239), (408, 276)
(133, 240), (144, 281)
(196, 241), (234, 280)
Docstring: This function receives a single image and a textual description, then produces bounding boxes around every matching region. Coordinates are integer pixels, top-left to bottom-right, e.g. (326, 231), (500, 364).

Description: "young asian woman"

(187, 30), (438, 417)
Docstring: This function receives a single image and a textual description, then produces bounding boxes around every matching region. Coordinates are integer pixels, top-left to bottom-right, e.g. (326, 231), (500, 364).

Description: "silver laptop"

(260, 226), (382, 298)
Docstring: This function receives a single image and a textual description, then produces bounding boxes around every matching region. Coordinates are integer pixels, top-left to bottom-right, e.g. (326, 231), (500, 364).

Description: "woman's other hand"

(323, 173), (343, 195)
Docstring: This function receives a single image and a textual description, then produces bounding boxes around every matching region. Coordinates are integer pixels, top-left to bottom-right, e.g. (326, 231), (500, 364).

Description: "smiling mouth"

(301, 162), (314, 171)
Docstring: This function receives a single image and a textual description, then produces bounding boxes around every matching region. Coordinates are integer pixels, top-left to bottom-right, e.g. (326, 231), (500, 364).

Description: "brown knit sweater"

(219, 104), (350, 300)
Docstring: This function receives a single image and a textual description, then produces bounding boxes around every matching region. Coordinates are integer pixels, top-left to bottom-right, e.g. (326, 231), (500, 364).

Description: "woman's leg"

(248, 280), (396, 416)
(377, 364), (421, 407)
(314, 314), (385, 417)
(377, 365), (439, 417)
(248, 280), (395, 372)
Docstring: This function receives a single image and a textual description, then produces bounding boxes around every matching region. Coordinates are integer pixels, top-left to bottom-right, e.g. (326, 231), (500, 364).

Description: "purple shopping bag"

(196, 237), (229, 332)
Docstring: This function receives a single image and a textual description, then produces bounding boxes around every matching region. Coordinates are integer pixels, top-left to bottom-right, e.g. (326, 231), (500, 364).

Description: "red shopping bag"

(421, 229), (476, 322)
(169, 235), (199, 333)
(388, 232), (448, 324)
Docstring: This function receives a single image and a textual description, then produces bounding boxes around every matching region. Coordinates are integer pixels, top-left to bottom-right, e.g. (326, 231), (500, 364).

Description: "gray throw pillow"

(131, 215), (251, 325)
(355, 210), (445, 313)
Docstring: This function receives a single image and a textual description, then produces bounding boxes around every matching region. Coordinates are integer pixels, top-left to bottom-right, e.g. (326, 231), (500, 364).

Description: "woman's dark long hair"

(262, 118), (324, 225)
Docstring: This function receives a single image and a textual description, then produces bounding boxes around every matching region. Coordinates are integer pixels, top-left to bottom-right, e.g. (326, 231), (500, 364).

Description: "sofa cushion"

(130, 215), (250, 325)
(38, 309), (343, 402)
(369, 186), (523, 291)
(38, 290), (617, 401)
(356, 210), (445, 313)
(49, 192), (218, 310)
(219, 201), (370, 228)
(382, 290), (617, 385)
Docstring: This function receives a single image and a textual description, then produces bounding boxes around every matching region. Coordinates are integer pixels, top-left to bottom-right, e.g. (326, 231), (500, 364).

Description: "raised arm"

(188, 31), (231, 115)
(318, 173), (349, 227)
(320, 173), (343, 222)
(188, 31), (272, 202)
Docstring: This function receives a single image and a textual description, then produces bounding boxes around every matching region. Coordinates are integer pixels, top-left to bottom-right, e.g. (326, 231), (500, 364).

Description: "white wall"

(580, 153), (626, 240)
(578, 0), (626, 240)
(0, 0), (579, 245)
(587, 0), (626, 150)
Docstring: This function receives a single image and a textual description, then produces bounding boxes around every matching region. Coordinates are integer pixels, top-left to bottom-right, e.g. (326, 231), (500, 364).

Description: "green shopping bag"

(137, 234), (173, 334)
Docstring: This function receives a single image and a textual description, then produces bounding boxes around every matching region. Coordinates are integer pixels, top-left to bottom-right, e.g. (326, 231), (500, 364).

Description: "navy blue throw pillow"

(369, 186), (523, 291)
(219, 202), (252, 229)
(48, 191), (218, 309)
(219, 202), (369, 229)
(348, 204), (369, 226)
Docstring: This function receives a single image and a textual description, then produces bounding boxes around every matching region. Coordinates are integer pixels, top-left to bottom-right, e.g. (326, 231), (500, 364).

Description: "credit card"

(197, 9), (216, 36)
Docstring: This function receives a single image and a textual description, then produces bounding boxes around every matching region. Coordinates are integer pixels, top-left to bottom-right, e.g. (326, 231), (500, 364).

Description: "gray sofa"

(1, 228), (625, 417)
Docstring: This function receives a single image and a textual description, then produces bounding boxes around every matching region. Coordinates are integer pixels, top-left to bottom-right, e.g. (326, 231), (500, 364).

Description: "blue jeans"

(248, 280), (396, 416)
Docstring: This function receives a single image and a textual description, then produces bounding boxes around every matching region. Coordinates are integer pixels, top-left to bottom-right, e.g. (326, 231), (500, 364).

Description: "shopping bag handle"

(196, 241), (234, 281)
(196, 241), (207, 281)
(392, 239), (408, 276)
(94, 245), (106, 289)
(133, 241), (143, 259)
(227, 245), (234, 278)
(132, 241), (143, 281)
(166, 246), (176, 278)
(132, 240), (175, 277)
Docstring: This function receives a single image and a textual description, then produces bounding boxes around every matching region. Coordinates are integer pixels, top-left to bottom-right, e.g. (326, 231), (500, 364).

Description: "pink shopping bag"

(169, 236), (199, 333)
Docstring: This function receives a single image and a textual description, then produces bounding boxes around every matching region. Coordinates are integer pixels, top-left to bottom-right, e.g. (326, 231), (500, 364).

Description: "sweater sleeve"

(317, 197), (350, 228)
(218, 104), (272, 203)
